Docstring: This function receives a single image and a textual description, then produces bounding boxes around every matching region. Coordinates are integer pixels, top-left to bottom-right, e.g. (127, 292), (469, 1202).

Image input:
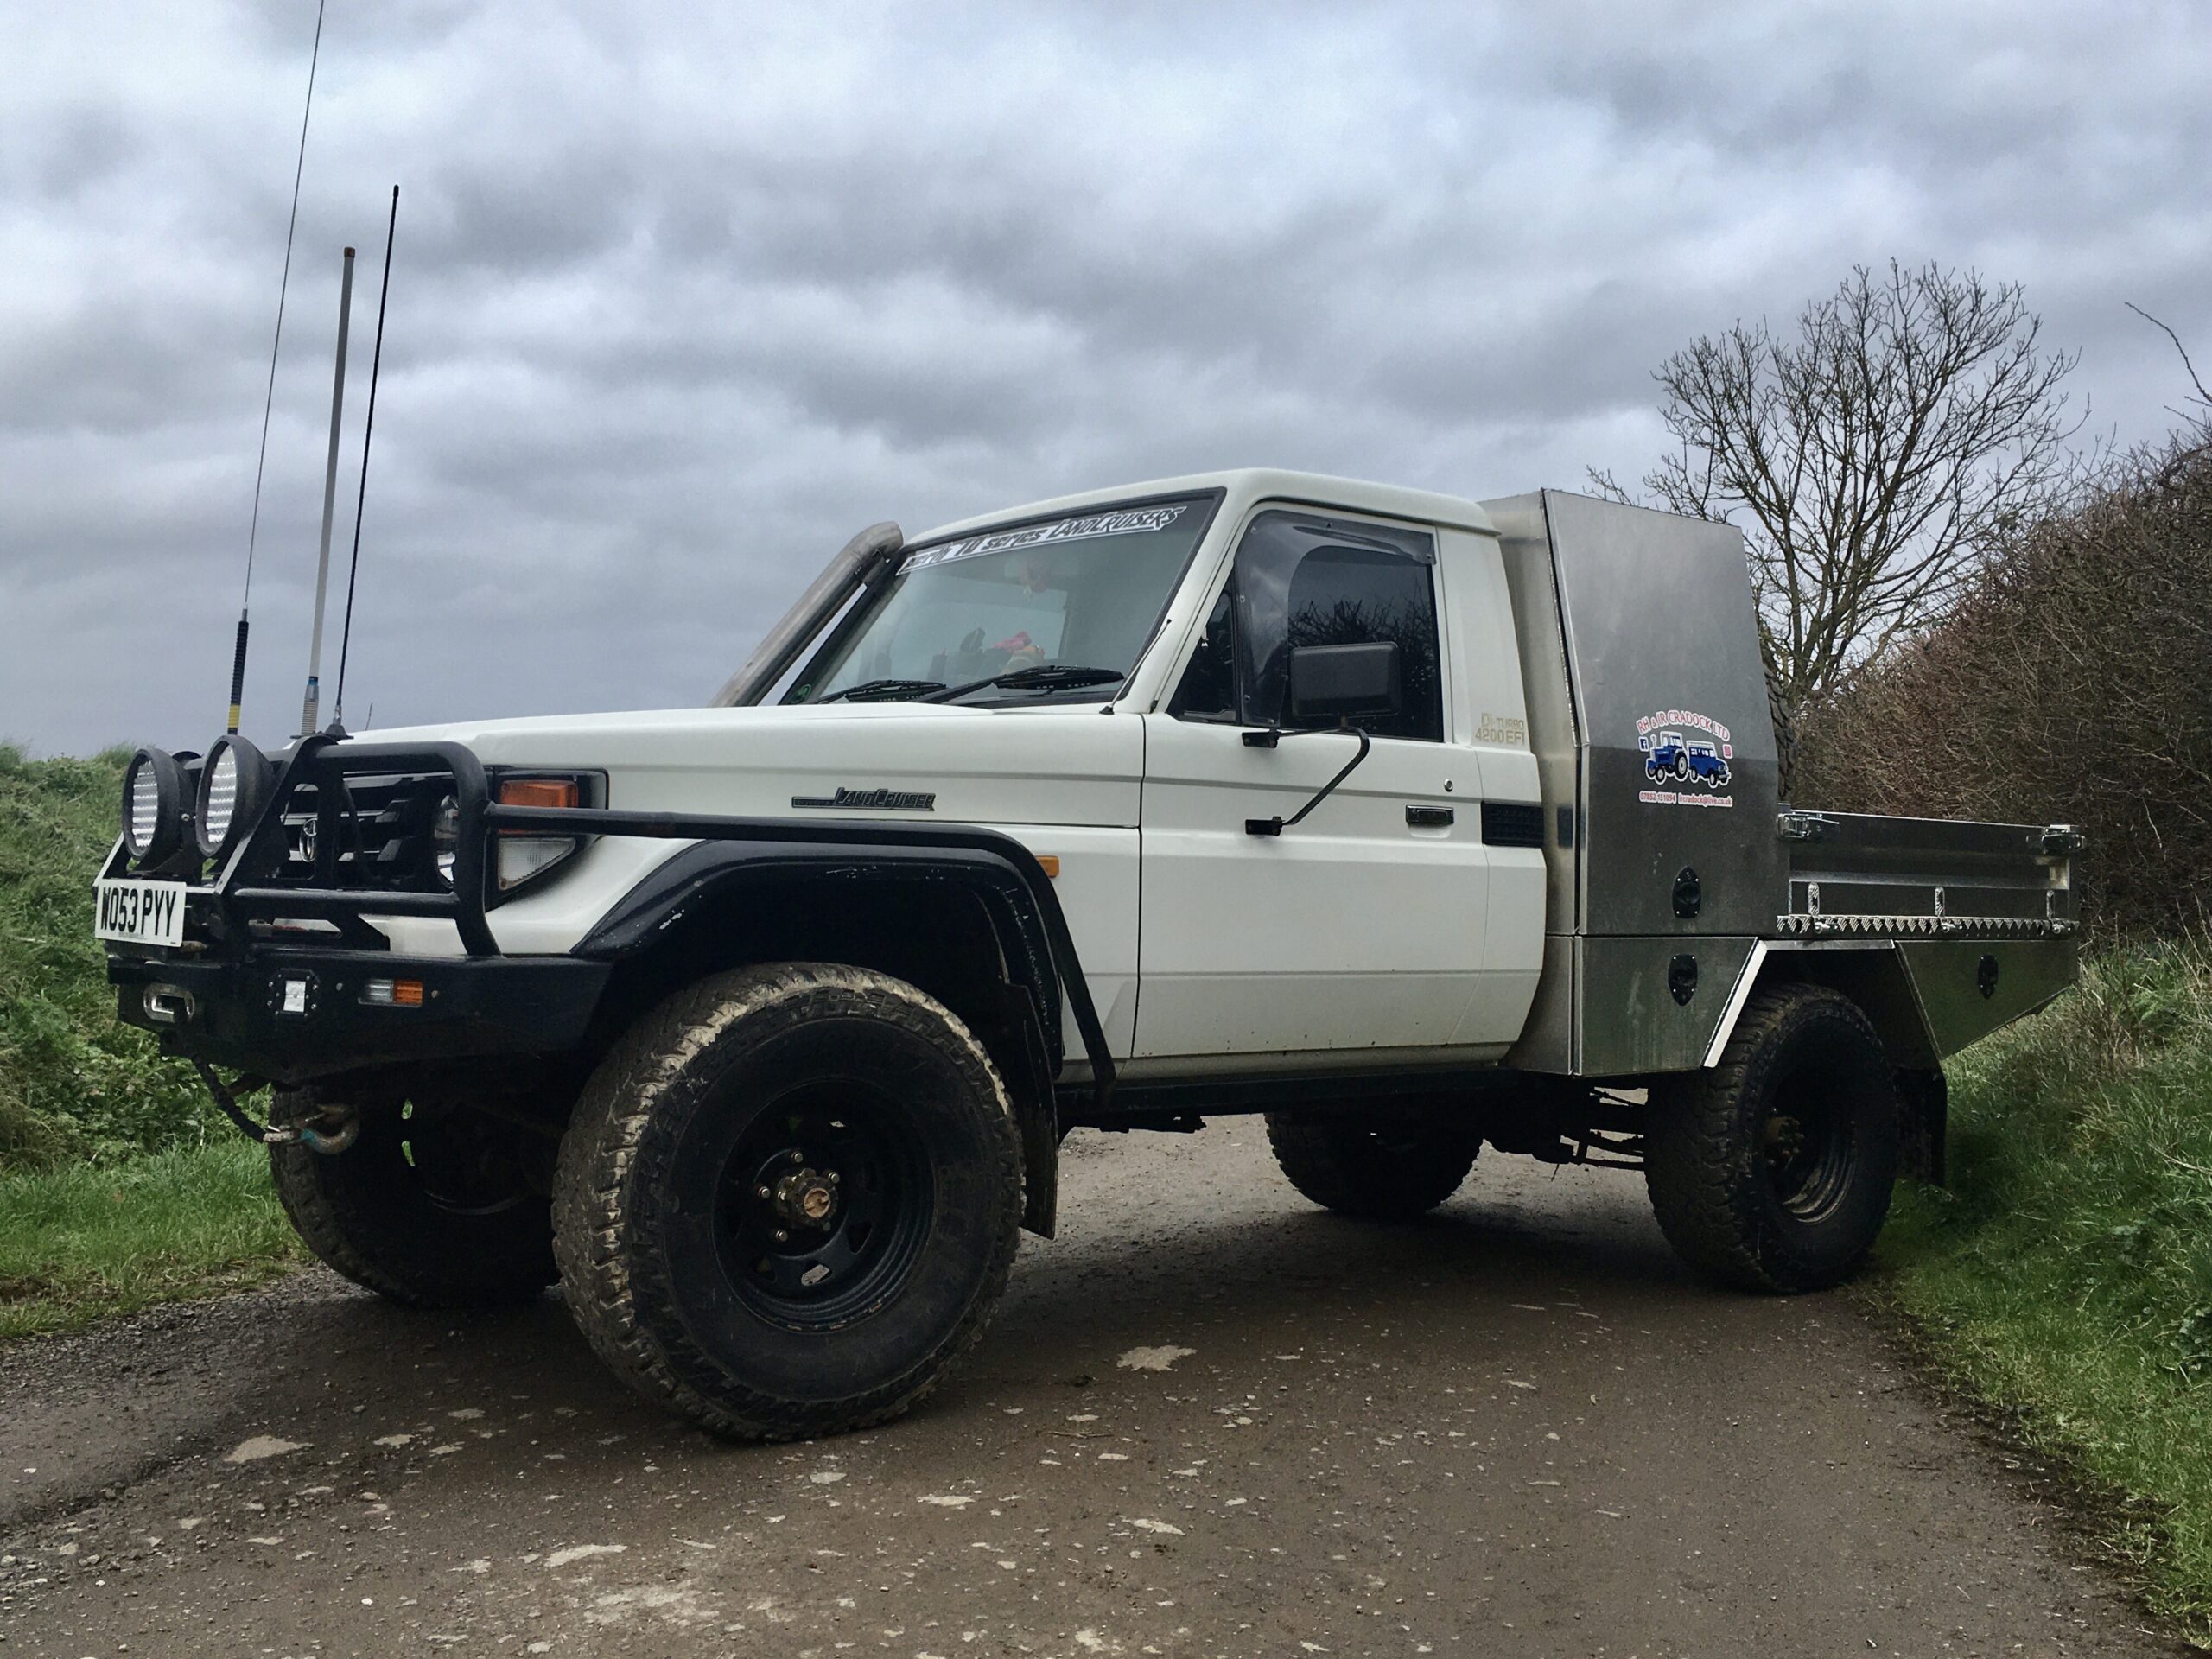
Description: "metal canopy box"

(1480, 489), (1783, 941)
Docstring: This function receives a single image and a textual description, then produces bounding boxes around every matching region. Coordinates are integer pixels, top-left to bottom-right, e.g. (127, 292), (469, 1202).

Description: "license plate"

(93, 878), (189, 948)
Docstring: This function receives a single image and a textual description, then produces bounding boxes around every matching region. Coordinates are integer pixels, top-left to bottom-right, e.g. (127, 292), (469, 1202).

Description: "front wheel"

(552, 963), (1022, 1441)
(270, 1082), (557, 1308)
(1264, 1111), (1479, 1220)
(1644, 985), (1900, 1292)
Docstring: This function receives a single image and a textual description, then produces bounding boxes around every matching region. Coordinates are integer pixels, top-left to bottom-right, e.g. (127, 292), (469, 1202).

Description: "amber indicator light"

(499, 778), (580, 810)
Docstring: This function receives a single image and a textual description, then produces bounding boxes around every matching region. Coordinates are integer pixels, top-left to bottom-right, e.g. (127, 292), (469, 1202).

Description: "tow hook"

(191, 1061), (359, 1154)
(267, 1098), (361, 1155)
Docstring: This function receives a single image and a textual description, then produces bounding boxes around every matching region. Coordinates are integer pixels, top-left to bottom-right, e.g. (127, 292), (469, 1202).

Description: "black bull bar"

(109, 735), (1117, 1101)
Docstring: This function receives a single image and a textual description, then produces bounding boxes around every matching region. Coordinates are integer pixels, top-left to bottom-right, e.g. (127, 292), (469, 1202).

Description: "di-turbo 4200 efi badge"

(791, 786), (938, 811)
(1636, 709), (1735, 807)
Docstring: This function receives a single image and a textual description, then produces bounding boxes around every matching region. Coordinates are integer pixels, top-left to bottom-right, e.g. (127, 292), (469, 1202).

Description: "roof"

(910, 467), (1502, 544)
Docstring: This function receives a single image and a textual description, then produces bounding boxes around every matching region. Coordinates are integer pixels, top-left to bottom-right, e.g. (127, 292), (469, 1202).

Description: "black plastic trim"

(556, 809), (1116, 1103)
(1481, 800), (1545, 849)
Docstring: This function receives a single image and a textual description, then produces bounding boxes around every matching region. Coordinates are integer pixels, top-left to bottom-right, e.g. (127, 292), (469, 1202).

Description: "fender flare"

(1702, 940), (1942, 1071)
(565, 821), (1110, 1241)
(571, 826), (1113, 1096)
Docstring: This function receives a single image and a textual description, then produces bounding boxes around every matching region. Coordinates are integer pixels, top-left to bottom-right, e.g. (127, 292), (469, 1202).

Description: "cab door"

(1135, 508), (1489, 1062)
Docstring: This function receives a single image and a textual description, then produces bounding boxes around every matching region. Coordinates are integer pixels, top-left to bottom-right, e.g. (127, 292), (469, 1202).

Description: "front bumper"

(109, 948), (610, 1084)
(102, 735), (612, 1083)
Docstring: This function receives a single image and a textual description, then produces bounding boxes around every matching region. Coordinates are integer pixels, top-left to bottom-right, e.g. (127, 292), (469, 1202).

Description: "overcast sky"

(4, 1), (2207, 755)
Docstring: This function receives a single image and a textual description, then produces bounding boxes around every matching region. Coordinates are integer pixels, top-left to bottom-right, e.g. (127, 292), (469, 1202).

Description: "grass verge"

(0, 1140), (300, 1340)
(1879, 940), (2212, 1640)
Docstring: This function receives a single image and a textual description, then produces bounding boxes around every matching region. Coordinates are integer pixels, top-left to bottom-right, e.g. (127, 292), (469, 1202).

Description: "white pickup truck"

(99, 470), (2079, 1440)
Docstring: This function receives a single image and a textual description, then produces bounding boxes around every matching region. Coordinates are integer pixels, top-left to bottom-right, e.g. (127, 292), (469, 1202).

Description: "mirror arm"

(1243, 721), (1373, 836)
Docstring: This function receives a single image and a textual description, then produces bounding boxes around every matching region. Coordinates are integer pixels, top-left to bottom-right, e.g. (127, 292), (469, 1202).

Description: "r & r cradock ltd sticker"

(1635, 708), (1735, 807)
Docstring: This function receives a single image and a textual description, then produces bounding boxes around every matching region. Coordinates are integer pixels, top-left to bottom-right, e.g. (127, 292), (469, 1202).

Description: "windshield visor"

(791, 495), (1217, 704)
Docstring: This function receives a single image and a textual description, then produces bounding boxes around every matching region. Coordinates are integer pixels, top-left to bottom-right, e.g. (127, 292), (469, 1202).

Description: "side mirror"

(1287, 640), (1402, 723)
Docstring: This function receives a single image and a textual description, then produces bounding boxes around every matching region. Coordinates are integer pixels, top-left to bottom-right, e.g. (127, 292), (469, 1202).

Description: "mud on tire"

(270, 1083), (557, 1309)
(1263, 1112), (1479, 1220)
(1644, 984), (1900, 1293)
(551, 963), (1023, 1442)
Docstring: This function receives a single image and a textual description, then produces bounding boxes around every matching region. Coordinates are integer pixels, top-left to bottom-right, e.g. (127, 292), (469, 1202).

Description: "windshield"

(787, 495), (1217, 705)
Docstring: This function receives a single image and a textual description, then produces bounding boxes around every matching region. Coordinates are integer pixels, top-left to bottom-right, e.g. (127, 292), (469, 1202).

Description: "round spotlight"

(121, 747), (185, 864)
(195, 734), (273, 860)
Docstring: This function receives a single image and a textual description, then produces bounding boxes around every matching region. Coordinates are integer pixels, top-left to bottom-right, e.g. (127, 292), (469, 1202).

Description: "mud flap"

(1019, 1094), (1058, 1238)
(1896, 1066), (1948, 1186)
(1004, 987), (1059, 1238)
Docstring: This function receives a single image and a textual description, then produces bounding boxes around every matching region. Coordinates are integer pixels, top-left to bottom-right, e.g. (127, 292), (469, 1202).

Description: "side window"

(1281, 543), (1443, 741)
(1224, 512), (1443, 741)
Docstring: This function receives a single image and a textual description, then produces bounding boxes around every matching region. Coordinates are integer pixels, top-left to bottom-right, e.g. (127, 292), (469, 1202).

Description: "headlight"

(431, 794), (461, 887)
(120, 747), (185, 863)
(425, 775), (594, 896)
(194, 734), (273, 860)
(494, 774), (591, 893)
(499, 835), (577, 889)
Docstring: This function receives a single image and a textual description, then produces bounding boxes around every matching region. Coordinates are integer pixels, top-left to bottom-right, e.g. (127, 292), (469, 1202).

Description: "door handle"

(1404, 805), (1455, 829)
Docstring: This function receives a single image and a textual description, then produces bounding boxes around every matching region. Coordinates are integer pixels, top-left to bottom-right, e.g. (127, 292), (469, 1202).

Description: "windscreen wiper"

(817, 677), (947, 703)
(920, 664), (1127, 703)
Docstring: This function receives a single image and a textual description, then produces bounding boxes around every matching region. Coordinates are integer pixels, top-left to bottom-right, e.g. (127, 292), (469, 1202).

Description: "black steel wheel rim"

(715, 1085), (933, 1330)
(1762, 1070), (1859, 1222)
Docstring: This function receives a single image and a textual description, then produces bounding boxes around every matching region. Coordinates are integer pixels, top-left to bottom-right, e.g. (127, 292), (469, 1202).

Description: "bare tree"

(1595, 261), (2082, 715)
(2126, 302), (2212, 454)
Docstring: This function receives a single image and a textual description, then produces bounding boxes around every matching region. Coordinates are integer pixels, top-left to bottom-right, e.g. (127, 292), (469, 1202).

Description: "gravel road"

(0, 1124), (2179, 1657)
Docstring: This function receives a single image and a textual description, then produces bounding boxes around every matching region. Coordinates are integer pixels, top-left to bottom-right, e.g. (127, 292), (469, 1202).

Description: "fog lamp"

(121, 747), (185, 864)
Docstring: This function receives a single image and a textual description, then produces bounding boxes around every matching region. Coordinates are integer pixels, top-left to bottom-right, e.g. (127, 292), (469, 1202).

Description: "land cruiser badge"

(1636, 709), (1734, 807)
(791, 785), (938, 811)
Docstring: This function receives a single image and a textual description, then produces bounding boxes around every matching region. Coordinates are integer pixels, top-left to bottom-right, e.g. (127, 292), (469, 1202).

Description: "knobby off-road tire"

(1263, 1113), (1480, 1220)
(552, 963), (1023, 1442)
(1644, 985), (1900, 1293)
(270, 1084), (557, 1308)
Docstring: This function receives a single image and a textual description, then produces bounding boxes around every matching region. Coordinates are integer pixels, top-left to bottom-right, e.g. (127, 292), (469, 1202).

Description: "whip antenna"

(299, 245), (356, 736)
(332, 184), (397, 734)
(231, 0), (328, 734)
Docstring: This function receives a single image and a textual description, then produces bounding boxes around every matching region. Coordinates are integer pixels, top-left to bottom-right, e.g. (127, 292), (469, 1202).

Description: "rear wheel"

(1264, 1111), (1479, 1220)
(270, 1082), (556, 1308)
(1644, 985), (1900, 1292)
(552, 963), (1022, 1441)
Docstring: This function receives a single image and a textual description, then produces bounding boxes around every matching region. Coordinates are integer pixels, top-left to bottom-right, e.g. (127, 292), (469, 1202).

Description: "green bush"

(1796, 430), (2212, 938)
(0, 743), (217, 1168)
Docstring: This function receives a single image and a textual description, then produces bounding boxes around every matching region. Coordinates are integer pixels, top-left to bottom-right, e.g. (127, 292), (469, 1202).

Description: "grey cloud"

(2, 1), (2207, 755)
